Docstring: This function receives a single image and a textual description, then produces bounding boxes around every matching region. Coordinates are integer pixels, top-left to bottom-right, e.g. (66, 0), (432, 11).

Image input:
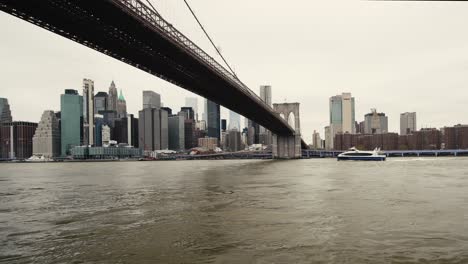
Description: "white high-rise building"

(83, 79), (95, 146)
(102, 125), (111, 146)
(400, 112), (417, 135)
(329, 93), (355, 148)
(185, 97), (198, 120)
(312, 130), (322, 149)
(228, 111), (241, 131)
(32, 110), (61, 158)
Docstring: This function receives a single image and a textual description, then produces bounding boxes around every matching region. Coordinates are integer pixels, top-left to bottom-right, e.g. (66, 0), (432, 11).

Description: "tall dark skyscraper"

(0, 121), (37, 159)
(221, 119), (227, 132)
(205, 99), (220, 140)
(94, 92), (108, 114)
(0, 98), (12, 123)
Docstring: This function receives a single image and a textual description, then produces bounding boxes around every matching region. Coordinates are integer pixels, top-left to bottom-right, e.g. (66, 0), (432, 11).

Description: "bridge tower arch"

(272, 103), (302, 159)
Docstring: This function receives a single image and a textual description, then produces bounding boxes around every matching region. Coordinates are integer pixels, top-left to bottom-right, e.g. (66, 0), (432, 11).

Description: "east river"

(1, 158), (468, 263)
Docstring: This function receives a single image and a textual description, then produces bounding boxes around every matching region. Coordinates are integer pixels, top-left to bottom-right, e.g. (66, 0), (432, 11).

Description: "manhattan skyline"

(2, 1), (468, 143)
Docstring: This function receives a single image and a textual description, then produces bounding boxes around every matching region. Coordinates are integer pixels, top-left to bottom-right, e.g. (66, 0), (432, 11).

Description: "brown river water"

(1, 158), (468, 263)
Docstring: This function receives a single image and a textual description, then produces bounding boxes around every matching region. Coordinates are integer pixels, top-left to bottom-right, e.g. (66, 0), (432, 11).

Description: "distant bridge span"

(0, 0), (308, 150)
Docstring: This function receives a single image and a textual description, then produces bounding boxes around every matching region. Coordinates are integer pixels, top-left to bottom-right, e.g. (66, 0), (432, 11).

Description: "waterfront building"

(94, 114), (104, 147)
(198, 137), (218, 151)
(0, 121), (38, 159)
(329, 93), (355, 148)
(324, 126), (331, 150)
(143, 90), (161, 109)
(107, 81), (118, 112)
(185, 97), (198, 120)
(406, 128), (441, 150)
(364, 109), (388, 134)
(184, 119), (195, 149)
(127, 114), (139, 148)
(102, 125), (111, 146)
(246, 119), (260, 145)
(442, 124), (468, 149)
(168, 115), (185, 151)
(177, 107), (195, 149)
(400, 112), (417, 135)
(334, 132), (398, 151)
(117, 89), (127, 118)
(32, 110), (61, 158)
(94, 92), (108, 114)
(205, 99), (220, 140)
(82, 79), (95, 146)
(0, 98), (12, 123)
(226, 129), (242, 152)
(70, 145), (142, 159)
(60, 89), (83, 156)
(138, 108), (169, 151)
(312, 130), (322, 149)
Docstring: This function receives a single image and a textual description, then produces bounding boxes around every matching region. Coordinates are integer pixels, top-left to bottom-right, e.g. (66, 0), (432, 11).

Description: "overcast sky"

(1, 0), (468, 143)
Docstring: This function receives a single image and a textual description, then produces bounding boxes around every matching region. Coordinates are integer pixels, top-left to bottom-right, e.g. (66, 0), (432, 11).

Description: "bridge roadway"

(0, 0), (307, 148)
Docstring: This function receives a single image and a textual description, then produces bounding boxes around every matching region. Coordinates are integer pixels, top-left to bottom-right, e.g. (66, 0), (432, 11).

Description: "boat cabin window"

(343, 152), (373, 156)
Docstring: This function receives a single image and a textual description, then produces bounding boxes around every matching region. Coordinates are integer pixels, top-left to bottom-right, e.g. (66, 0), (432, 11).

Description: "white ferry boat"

(337, 147), (386, 161)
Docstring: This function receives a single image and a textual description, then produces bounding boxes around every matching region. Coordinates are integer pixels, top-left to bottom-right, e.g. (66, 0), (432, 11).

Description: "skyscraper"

(400, 112), (417, 135)
(117, 89), (127, 118)
(107, 81), (118, 111)
(60, 89), (83, 156)
(259, 85), (272, 145)
(94, 114), (104, 147)
(205, 99), (220, 140)
(82, 79), (95, 146)
(185, 97), (198, 120)
(364, 109), (388, 134)
(312, 130), (322, 149)
(329, 93), (355, 148)
(260, 85), (272, 106)
(324, 126), (331, 150)
(143, 90), (161, 109)
(168, 115), (185, 151)
(33, 110), (61, 158)
(0, 98), (12, 123)
(228, 111), (240, 131)
(94, 92), (107, 114)
(179, 107), (195, 121)
(138, 108), (168, 151)
(0, 121), (37, 159)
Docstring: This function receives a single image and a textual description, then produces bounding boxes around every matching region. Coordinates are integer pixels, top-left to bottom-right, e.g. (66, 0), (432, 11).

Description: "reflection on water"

(1, 158), (468, 263)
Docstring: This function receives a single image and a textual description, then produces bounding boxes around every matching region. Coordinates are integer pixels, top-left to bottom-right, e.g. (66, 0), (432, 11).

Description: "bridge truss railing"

(115, 0), (293, 131)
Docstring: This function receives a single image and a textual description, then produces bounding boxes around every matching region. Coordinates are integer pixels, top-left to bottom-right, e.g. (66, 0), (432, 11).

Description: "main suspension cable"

(182, 0), (238, 78)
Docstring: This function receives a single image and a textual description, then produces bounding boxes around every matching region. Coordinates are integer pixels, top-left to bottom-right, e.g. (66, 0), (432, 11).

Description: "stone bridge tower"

(272, 103), (301, 159)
